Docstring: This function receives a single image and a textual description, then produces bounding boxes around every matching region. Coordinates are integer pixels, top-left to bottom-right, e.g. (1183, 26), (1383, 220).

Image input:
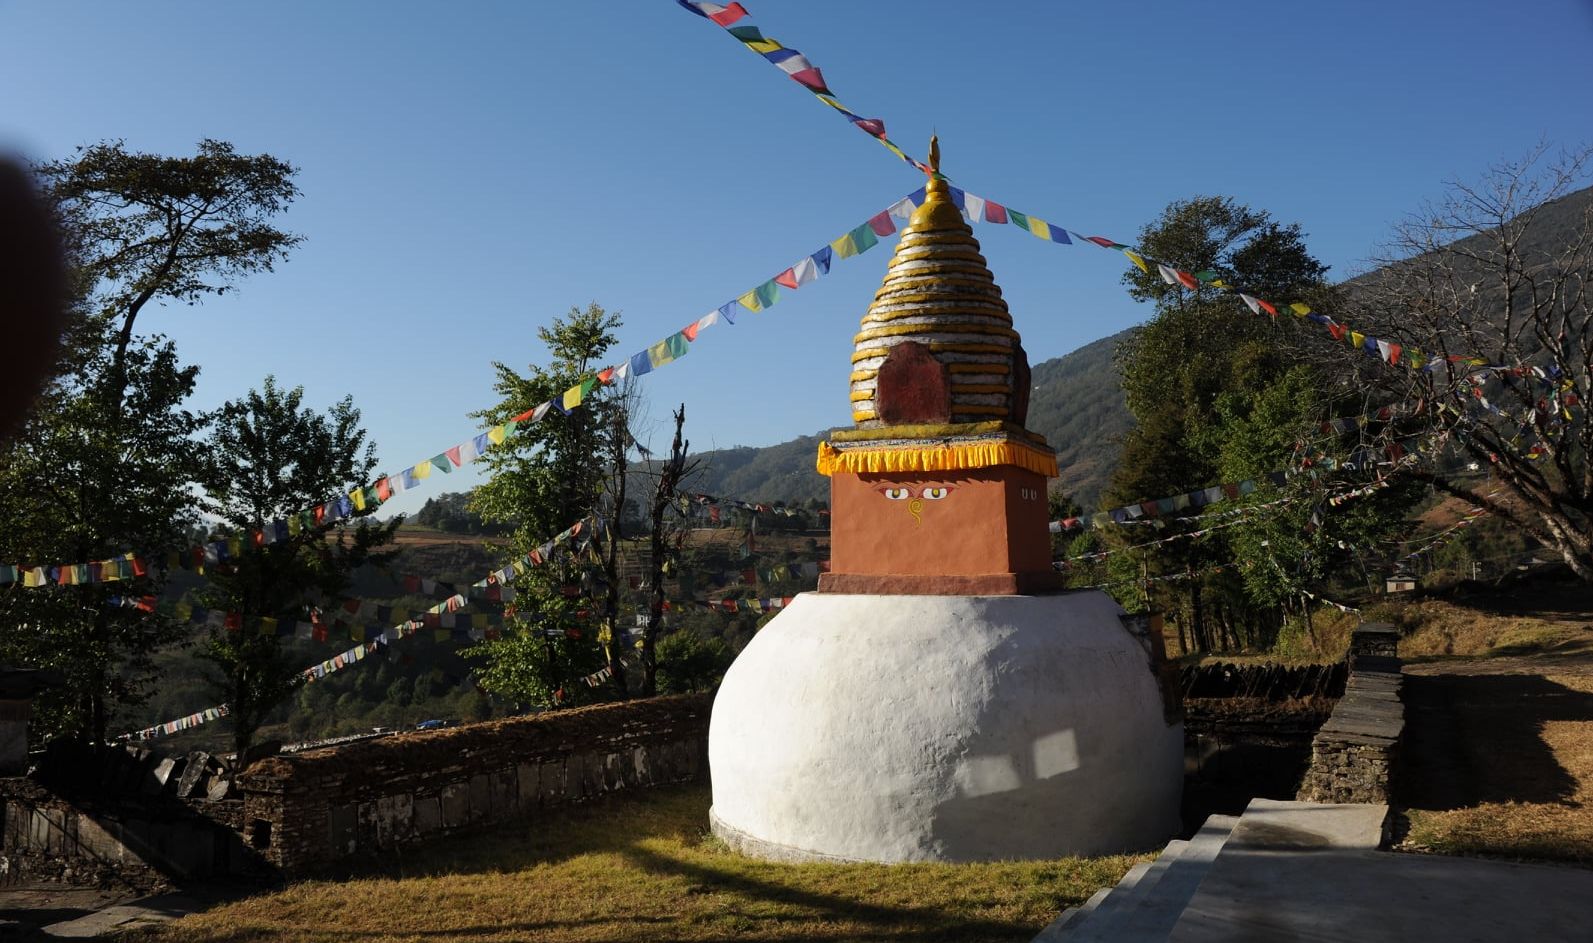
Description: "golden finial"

(928, 133), (940, 177)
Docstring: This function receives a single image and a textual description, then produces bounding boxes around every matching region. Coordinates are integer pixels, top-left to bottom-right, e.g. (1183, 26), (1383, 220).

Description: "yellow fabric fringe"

(816, 440), (1059, 478)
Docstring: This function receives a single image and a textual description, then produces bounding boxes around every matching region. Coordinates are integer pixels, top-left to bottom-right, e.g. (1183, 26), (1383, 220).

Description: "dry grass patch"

(1392, 598), (1589, 658)
(130, 786), (1143, 943)
(1398, 654), (1593, 866)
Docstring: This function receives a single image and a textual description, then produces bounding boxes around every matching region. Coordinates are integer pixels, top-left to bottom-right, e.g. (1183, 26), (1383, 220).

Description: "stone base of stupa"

(707, 591), (1183, 863)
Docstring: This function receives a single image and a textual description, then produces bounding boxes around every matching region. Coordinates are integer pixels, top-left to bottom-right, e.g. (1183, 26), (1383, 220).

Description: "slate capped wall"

(239, 694), (711, 875)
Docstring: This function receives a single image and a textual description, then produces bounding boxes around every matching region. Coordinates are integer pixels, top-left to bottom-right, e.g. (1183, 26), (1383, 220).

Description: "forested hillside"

(688, 328), (1135, 509)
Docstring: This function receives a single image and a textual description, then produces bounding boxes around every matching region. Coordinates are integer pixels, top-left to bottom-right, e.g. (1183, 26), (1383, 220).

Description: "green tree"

(465, 303), (626, 706)
(197, 377), (397, 758)
(0, 140), (300, 745)
(1107, 197), (1330, 651)
(655, 629), (733, 695)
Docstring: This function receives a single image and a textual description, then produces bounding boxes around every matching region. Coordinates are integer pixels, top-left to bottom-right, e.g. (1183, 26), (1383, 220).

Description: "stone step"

(1081, 814), (1238, 943)
(1084, 859), (1154, 922)
(1067, 841), (1187, 940)
(1130, 838), (1189, 902)
(1036, 886), (1112, 940)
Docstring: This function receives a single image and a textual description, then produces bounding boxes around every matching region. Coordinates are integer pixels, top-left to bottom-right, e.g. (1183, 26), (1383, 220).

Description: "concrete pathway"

(1040, 799), (1593, 943)
(39, 890), (210, 938)
(1169, 800), (1593, 943)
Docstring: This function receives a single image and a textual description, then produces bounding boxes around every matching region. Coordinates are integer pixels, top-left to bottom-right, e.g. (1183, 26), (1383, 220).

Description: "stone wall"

(0, 776), (258, 890)
(1179, 661), (1347, 701)
(1296, 624), (1404, 804)
(239, 693), (711, 875)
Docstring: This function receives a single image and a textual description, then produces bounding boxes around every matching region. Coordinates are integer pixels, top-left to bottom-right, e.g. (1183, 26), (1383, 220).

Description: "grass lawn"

(132, 786), (1143, 943)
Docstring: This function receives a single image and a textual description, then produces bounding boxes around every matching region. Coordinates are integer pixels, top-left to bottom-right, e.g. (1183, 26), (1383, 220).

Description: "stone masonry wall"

(0, 776), (258, 891)
(239, 694), (711, 875)
(1295, 625), (1404, 804)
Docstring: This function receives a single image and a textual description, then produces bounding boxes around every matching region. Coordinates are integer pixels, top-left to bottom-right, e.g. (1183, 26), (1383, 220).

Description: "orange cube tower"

(817, 139), (1062, 595)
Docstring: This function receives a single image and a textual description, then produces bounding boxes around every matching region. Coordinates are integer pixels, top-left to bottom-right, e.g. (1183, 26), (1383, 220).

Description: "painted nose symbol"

(908, 497), (924, 525)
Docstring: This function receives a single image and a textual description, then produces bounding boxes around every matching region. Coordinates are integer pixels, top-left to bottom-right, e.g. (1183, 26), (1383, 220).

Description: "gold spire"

(846, 135), (1025, 428)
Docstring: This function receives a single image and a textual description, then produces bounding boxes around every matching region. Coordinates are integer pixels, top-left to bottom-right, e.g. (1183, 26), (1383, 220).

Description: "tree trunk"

(642, 406), (690, 697)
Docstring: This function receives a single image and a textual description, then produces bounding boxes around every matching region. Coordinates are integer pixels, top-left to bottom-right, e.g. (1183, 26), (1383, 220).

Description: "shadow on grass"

(317, 786), (1046, 943)
(614, 841), (1039, 943)
(1397, 673), (1593, 811)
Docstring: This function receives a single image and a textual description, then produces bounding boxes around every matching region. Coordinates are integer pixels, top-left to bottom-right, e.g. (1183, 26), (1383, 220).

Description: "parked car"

(415, 719), (447, 730)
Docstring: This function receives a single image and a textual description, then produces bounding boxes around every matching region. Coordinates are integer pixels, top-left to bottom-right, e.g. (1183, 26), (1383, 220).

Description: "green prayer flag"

(431, 454), (452, 474)
(754, 280), (780, 308)
(648, 334), (690, 368)
(1008, 209), (1030, 231)
(849, 222), (879, 254)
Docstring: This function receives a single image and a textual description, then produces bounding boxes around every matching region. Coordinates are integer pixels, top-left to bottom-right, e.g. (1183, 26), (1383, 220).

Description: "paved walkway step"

(1035, 815), (1237, 943)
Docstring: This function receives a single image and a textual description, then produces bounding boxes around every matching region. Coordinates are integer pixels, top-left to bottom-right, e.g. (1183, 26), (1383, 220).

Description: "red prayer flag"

(596, 367), (616, 384)
(698, 1), (747, 25)
(790, 67), (828, 93)
(445, 445), (463, 466)
(376, 477), (392, 501)
(510, 408), (535, 423)
(984, 201), (1009, 224)
(867, 212), (896, 237)
(681, 322), (701, 342)
(1176, 270), (1200, 289)
(774, 268), (800, 290)
(1257, 298), (1277, 316)
(853, 116), (886, 137)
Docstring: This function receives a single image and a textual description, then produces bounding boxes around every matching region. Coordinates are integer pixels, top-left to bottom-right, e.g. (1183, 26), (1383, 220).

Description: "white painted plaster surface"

(708, 591), (1183, 862)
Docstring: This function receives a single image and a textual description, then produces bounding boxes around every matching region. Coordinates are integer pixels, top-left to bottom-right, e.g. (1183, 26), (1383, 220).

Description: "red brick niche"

(875, 341), (951, 424)
(818, 466), (1063, 596)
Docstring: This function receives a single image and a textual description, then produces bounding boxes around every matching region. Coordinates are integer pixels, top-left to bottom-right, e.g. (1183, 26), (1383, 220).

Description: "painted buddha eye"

(922, 487), (953, 500)
(880, 487), (913, 500)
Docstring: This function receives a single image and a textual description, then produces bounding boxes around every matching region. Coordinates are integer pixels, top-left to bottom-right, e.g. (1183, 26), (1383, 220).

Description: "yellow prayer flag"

(259, 617), (277, 637)
(830, 233), (859, 259)
(350, 489), (366, 511)
(487, 425), (506, 445)
(1350, 331), (1365, 348)
(1290, 303), (1311, 317)
(413, 462), (431, 480)
(1028, 217), (1051, 240)
(737, 290), (764, 312)
(562, 384), (584, 411)
(1122, 249), (1150, 273)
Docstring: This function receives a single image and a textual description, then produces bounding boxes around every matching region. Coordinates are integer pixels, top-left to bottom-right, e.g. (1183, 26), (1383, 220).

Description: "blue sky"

(4, 0), (1591, 517)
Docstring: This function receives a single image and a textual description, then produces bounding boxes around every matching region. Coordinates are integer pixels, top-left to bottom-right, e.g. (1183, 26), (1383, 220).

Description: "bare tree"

(1338, 143), (1593, 578)
(641, 406), (698, 696)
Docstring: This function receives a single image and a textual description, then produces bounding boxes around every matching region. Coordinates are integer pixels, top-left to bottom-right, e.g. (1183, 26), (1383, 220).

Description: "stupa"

(708, 140), (1183, 863)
